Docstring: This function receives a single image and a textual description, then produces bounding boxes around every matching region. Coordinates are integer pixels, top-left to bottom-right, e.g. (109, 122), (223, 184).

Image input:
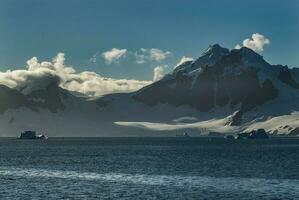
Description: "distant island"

(19, 131), (48, 140)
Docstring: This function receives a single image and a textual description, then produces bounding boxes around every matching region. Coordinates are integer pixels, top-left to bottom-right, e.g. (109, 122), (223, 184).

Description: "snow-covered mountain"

(1, 44), (299, 137)
(134, 45), (280, 124)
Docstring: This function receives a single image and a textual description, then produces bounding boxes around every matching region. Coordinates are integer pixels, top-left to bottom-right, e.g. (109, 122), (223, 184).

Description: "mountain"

(133, 45), (279, 124)
(1, 44), (299, 137)
(130, 44), (299, 135)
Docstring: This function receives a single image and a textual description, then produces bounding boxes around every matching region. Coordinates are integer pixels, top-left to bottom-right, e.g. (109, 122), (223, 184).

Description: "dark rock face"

(0, 81), (69, 114)
(278, 67), (299, 89)
(173, 44), (230, 74)
(289, 127), (299, 136)
(231, 78), (277, 125)
(236, 132), (249, 139)
(0, 85), (37, 114)
(238, 129), (269, 139)
(248, 129), (269, 139)
(26, 82), (68, 113)
(230, 111), (243, 126)
(134, 46), (278, 123)
(96, 99), (109, 107)
(224, 135), (235, 139)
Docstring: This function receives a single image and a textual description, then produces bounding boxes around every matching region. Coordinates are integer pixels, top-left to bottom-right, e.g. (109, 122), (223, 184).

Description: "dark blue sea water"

(0, 137), (298, 199)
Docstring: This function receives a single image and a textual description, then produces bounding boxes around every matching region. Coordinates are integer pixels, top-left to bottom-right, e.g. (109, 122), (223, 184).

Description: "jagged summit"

(203, 44), (229, 55)
(173, 44), (271, 78)
(173, 44), (230, 75)
(195, 43), (230, 65)
(234, 46), (259, 55)
(230, 46), (268, 67)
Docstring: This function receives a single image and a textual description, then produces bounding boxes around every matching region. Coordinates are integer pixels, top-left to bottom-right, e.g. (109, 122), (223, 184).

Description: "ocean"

(0, 137), (298, 199)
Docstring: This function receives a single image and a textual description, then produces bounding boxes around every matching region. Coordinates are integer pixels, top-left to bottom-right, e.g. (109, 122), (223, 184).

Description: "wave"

(0, 167), (298, 194)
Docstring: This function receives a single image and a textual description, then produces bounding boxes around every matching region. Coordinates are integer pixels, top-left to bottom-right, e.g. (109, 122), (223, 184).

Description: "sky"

(0, 0), (298, 92)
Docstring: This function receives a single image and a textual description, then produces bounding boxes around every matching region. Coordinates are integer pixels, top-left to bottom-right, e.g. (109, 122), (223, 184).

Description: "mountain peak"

(191, 44), (229, 68)
(204, 44), (229, 55)
(173, 44), (230, 75)
(237, 46), (261, 56)
(231, 46), (267, 66)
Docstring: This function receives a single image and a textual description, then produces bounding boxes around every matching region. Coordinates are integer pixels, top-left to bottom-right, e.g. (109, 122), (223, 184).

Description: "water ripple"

(0, 167), (298, 195)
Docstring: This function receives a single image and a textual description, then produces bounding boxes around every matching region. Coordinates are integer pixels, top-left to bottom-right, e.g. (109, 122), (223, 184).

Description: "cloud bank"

(0, 53), (151, 97)
(235, 33), (270, 52)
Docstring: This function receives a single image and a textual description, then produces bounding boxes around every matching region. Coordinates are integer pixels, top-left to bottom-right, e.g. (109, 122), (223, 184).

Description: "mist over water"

(0, 138), (298, 199)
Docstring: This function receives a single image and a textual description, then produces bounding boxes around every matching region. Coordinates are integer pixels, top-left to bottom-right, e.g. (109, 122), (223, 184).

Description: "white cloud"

(89, 52), (100, 63)
(135, 52), (146, 64)
(135, 48), (172, 64)
(64, 72), (151, 97)
(175, 56), (194, 68)
(0, 53), (151, 97)
(236, 33), (270, 52)
(149, 48), (172, 62)
(102, 48), (127, 64)
(234, 44), (242, 49)
(153, 65), (166, 82)
(92, 48), (172, 65)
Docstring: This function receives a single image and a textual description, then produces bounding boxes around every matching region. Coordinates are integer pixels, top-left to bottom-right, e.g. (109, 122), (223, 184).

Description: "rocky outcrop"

(237, 129), (269, 139)
(289, 127), (299, 136)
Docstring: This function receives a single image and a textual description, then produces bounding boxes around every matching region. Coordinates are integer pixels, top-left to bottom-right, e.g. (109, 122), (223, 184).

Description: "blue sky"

(0, 0), (298, 80)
